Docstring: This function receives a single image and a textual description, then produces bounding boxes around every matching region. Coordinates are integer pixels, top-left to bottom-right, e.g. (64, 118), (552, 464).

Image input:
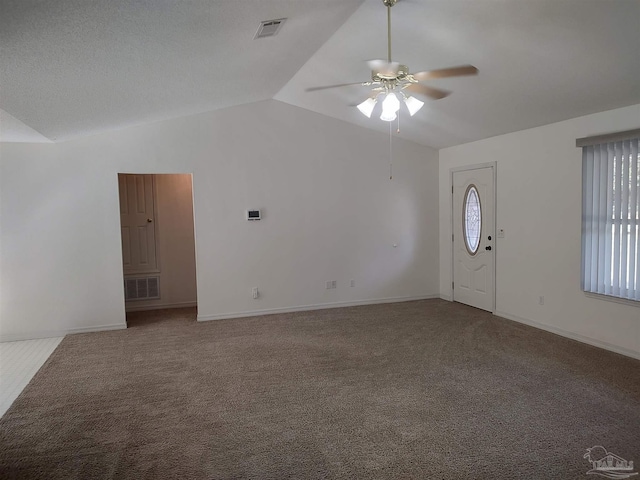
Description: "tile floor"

(0, 337), (64, 417)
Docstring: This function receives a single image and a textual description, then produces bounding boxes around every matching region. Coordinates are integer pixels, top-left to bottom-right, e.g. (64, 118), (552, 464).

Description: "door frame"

(115, 172), (199, 316)
(449, 162), (497, 313)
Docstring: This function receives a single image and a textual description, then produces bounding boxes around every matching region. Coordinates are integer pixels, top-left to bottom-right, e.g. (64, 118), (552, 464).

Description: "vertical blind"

(581, 136), (639, 301)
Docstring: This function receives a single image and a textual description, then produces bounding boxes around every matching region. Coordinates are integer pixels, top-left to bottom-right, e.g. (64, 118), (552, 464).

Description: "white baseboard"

(495, 310), (640, 361)
(197, 295), (439, 322)
(439, 294), (452, 301)
(0, 323), (126, 343)
(125, 301), (197, 312)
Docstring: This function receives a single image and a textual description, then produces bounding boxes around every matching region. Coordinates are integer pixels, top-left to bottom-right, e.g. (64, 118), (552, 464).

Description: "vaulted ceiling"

(2, 0), (639, 148)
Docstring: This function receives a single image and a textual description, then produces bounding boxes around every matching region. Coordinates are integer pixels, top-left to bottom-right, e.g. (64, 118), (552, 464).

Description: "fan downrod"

(382, 0), (397, 7)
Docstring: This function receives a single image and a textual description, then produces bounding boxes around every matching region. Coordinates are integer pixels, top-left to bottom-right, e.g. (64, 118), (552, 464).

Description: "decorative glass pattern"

(464, 185), (481, 255)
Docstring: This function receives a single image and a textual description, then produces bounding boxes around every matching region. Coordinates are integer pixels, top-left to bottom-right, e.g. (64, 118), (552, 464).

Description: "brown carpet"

(1, 299), (639, 479)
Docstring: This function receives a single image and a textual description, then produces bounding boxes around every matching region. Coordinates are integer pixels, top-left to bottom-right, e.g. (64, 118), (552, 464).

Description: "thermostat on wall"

(247, 209), (261, 221)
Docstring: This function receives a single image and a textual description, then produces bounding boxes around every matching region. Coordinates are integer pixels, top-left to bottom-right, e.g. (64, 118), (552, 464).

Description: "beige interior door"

(452, 166), (495, 312)
(119, 174), (158, 274)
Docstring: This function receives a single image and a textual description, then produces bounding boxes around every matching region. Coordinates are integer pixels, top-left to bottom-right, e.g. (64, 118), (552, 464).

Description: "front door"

(452, 166), (495, 312)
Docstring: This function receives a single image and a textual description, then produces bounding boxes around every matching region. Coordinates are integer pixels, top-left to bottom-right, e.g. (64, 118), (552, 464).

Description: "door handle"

(147, 218), (153, 223)
(485, 246), (492, 251)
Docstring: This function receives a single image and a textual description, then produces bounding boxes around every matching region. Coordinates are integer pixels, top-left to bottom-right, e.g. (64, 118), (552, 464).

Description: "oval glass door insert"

(463, 185), (482, 255)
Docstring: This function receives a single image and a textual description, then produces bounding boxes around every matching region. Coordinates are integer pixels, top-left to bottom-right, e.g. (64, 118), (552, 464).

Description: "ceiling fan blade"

(404, 83), (451, 100)
(305, 82), (367, 92)
(412, 65), (478, 81)
(367, 59), (400, 76)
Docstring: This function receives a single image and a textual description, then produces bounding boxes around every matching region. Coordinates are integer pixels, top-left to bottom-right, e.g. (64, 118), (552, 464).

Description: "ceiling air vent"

(254, 18), (286, 39)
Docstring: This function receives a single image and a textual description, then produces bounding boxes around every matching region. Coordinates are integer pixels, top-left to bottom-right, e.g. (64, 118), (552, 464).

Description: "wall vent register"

(124, 276), (160, 301)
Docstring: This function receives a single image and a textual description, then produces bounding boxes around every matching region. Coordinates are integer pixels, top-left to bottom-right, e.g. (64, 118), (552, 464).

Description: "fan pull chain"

(389, 121), (393, 180)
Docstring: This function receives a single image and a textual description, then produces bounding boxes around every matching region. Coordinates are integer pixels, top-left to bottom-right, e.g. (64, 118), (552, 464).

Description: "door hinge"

(452, 282), (454, 290)
(452, 233), (454, 242)
(451, 185), (454, 194)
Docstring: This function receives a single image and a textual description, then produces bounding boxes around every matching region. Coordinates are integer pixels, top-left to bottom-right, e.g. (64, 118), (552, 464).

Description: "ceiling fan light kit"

(306, 0), (478, 123)
(356, 97), (377, 118)
(403, 95), (425, 116)
(380, 92), (400, 122)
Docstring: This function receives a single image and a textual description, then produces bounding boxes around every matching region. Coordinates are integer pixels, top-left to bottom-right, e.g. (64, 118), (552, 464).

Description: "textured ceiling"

(0, 109), (52, 143)
(1, 0), (639, 147)
(0, 0), (364, 142)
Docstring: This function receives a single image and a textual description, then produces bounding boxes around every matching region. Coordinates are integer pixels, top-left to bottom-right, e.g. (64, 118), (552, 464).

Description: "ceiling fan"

(306, 0), (478, 122)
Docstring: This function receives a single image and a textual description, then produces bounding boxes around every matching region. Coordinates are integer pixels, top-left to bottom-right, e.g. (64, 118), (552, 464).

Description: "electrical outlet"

(498, 229), (505, 238)
(326, 281), (332, 290)
(331, 280), (337, 289)
(252, 287), (259, 299)
(350, 279), (355, 287)
(538, 296), (544, 305)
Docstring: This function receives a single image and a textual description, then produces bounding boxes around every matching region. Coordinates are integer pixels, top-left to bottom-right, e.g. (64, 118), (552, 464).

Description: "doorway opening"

(117, 173), (198, 326)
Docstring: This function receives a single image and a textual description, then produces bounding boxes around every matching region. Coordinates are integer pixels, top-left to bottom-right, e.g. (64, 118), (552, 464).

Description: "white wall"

(0, 100), (439, 341)
(124, 174), (197, 311)
(439, 104), (640, 359)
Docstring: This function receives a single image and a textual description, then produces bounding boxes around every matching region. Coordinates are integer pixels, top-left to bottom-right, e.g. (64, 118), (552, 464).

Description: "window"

(579, 131), (639, 302)
(464, 184), (481, 255)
